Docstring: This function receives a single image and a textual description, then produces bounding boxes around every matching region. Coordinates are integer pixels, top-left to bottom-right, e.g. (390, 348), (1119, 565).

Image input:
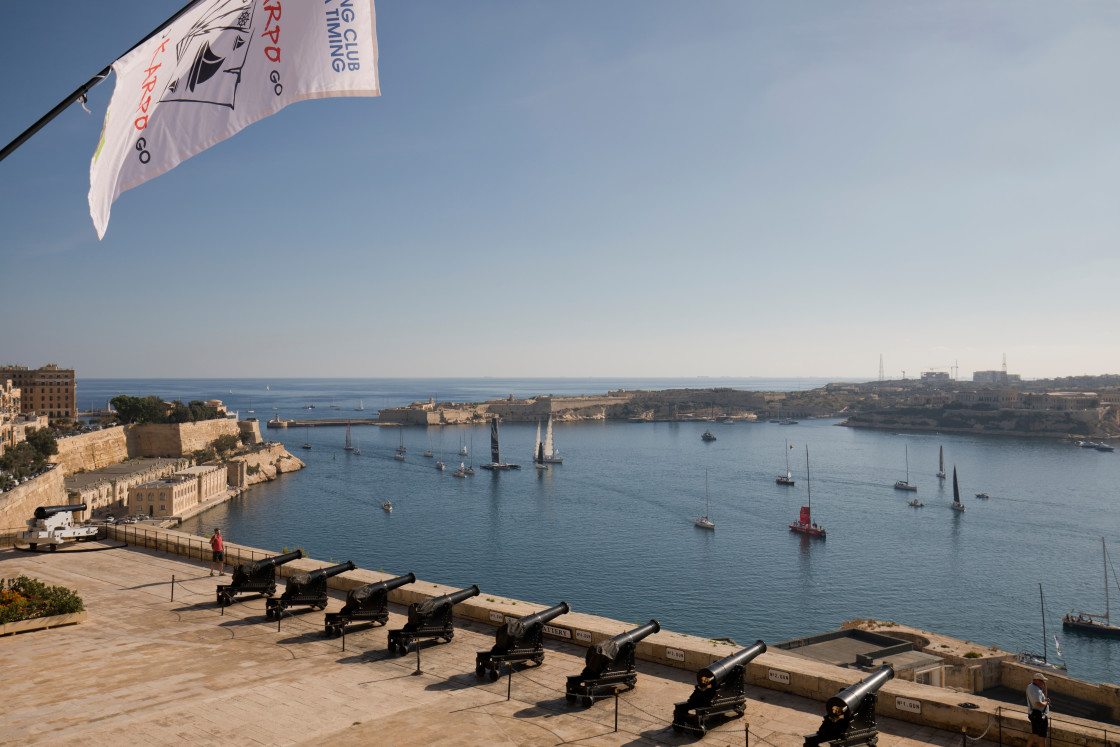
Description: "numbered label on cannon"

(665, 648), (685, 662)
(768, 669), (791, 685)
(489, 610), (506, 623)
(574, 630), (593, 643)
(895, 696), (921, 714)
(542, 624), (571, 639)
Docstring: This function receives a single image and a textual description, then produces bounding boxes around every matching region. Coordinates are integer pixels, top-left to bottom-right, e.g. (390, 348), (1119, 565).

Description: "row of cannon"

(214, 551), (894, 742)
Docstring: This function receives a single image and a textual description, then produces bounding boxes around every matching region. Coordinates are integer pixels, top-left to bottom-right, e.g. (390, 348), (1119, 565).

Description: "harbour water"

(81, 378), (1120, 686)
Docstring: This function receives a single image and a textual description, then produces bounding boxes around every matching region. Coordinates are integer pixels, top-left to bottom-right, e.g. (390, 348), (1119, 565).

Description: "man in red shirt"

(209, 528), (225, 576)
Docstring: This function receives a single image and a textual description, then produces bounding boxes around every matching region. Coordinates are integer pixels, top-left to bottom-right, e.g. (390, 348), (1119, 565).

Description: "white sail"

(534, 422), (542, 460)
(543, 416), (555, 458)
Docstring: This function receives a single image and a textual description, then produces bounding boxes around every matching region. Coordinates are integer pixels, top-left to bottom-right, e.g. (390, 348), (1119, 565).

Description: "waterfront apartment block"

(0, 364), (76, 421)
(127, 464), (226, 518)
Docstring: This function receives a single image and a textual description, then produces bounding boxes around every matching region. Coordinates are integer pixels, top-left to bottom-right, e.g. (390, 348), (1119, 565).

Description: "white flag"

(89, 0), (379, 239)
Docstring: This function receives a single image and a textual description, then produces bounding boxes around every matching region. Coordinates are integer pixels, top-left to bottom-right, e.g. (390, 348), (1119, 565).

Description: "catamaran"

(480, 416), (520, 470)
(950, 467), (965, 512)
(894, 444), (917, 491)
(1062, 537), (1120, 637)
(789, 446), (825, 538)
(694, 470), (715, 530)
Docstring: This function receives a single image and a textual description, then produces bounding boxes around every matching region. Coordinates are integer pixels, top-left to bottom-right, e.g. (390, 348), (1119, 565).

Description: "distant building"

(921, 372), (951, 381)
(0, 364), (77, 421)
(0, 379), (20, 456)
(972, 370), (1021, 384)
(127, 464), (226, 518)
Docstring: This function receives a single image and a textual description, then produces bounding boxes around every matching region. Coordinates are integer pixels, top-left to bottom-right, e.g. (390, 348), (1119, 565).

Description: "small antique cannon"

(18, 503), (97, 550)
(323, 571), (416, 637)
(387, 584), (480, 654)
(565, 619), (660, 705)
(803, 665), (894, 747)
(475, 601), (570, 680)
(216, 549), (303, 606)
(672, 639), (767, 735)
(265, 560), (356, 619)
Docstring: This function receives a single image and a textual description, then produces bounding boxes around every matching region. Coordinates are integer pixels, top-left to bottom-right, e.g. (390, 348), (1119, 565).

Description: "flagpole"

(0, 0), (201, 164)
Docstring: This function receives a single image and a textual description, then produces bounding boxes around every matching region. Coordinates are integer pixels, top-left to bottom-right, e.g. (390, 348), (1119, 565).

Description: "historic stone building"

(127, 464), (227, 518)
(0, 379), (21, 456)
(0, 364), (77, 421)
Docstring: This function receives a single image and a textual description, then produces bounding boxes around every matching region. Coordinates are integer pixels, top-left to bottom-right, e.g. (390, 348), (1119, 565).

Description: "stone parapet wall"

(0, 467), (67, 529)
(103, 524), (1118, 747)
(52, 427), (129, 474)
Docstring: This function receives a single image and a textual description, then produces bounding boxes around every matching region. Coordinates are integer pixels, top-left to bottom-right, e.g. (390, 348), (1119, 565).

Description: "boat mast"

(1105, 537), (1111, 625)
(805, 446), (811, 515)
(1039, 583), (1048, 664)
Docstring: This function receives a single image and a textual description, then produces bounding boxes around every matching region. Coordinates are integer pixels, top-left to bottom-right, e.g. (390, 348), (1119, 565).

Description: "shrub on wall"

(0, 576), (84, 624)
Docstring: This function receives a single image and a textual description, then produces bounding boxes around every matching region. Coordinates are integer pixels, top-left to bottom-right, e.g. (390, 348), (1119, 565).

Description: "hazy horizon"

(3, 2), (1120, 380)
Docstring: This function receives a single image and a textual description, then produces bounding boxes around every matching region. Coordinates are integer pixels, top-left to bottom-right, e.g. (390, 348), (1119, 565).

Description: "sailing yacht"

(459, 433), (468, 456)
(1018, 584), (1068, 671)
(789, 446), (826, 538)
(893, 444), (917, 491)
(936, 445), (946, 479)
(533, 421), (548, 469)
(541, 415), (562, 463)
(453, 462), (466, 478)
(950, 467), (965, 511)
(301, 426), (311, 450)
(353, 435), (361, 456)
(776, 440), (795, 485)
(694, 471), (715, 530)
(1062, 537), (1120, 636)
(344, 424), (353, 451)
(479, 416), (520, 470)
(355, 399), (364, 411)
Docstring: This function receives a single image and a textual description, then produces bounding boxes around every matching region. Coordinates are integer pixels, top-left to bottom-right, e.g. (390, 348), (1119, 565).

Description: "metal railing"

(995, 705), (1118, 747)
(107, 525), (278, 567)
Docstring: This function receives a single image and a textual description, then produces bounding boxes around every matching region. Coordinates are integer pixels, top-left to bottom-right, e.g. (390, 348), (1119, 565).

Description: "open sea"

(80, 378), (1120, 687)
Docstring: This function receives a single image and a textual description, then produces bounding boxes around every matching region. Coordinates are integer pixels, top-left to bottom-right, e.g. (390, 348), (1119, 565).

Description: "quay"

(266, 417), (382, 428)
(4, 526), (1116, 746)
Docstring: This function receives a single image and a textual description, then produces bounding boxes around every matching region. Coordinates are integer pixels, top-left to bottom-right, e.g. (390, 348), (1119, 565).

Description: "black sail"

(490, 416), (501, 464)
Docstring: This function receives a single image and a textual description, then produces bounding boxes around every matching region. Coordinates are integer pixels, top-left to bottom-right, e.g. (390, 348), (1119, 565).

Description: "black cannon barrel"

(698, 640), (766, 686)
(429, 583), (481, 609)
(510, 601), (570, 631)
(588, 619), (660, 664)
(351, 572), (416, 602)
(297, 560), (356, 583)
(247, 549), (304, 573)
(34, 503), (87, 519)
(826, 665), (895, 715)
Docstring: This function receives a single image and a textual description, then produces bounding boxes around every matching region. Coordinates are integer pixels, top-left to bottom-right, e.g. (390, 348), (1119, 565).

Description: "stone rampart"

(100, 524), (1120, 747)
(127, 419), (242, 457)
(0, 467), (67, 529)
(229, 443), (305, 487)
(52, 427), (129, 474)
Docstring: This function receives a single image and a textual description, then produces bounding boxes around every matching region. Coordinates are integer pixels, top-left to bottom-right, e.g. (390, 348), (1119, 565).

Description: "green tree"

(24, 427), (58, 459)
(212, 434), (240, 457)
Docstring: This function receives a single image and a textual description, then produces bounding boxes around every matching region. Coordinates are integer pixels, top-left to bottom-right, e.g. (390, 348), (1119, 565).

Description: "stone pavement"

(1, 545), (999, 746)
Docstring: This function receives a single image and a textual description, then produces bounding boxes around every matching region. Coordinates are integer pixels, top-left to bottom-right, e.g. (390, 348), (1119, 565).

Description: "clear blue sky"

(2, 1), (1118, 380)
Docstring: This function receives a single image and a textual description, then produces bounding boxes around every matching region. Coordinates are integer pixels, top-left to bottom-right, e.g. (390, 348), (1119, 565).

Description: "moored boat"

(893, 444), (917, 491)
(776, 440), (795, 485)
(701, 429), (716, 442)
(1062, 537), (1120, 637)
(694, 471), (715, 530)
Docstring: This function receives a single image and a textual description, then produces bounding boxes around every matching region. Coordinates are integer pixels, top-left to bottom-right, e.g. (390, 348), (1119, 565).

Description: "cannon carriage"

(216, 550), (303, 607)
(475, 601), (570, 681)
(18, 503), (97, 551)
(387, 584), (480, 655)
(803, 665), (894, 747)
(265, 560), (356, 619)
(323, 572), (416, 637)
(565, 619), (660, 706)
(672, 639), (766, 735)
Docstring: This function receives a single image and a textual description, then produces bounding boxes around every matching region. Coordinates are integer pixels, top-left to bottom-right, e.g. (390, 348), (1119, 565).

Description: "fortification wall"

(53, 427), (129, 474)
(229, 444), (305, 487)
(0, 467), (67, 529)
(127, 419), (242, 457)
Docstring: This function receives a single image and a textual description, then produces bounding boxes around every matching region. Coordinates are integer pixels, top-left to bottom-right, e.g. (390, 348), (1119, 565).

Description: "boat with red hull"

(789, 446), (825, 539)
